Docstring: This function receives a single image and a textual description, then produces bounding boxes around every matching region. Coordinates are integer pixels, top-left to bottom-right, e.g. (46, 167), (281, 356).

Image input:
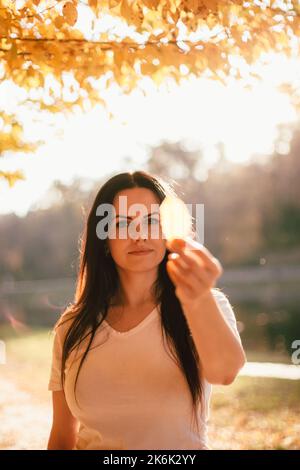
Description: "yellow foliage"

(0, 0), (299, 185)
(0, 170), (25, 187)
(62, 2), (78, 27)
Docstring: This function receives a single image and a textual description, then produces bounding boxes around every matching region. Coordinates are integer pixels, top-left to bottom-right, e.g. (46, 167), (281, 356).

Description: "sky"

(0, 6), (299, 217)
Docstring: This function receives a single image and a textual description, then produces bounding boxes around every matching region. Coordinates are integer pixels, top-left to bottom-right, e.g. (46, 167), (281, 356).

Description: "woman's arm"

(166, 237), (246, 385)
(47, 390), (79, 450)
(180, 290), (246, 385)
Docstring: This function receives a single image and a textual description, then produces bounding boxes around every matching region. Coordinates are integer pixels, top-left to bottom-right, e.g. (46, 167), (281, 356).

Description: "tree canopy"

(1, 0), (300, 184)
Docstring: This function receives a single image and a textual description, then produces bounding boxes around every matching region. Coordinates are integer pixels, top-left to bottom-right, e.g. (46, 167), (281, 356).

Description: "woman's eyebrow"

(115, 211), (160, 219)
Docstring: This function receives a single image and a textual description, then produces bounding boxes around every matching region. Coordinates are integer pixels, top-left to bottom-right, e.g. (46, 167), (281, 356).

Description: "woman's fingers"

(168, 257), (213, 290)
(166, 237), (223, 305)
(166, 262), (195, 300)
(167, 237), (223, 277)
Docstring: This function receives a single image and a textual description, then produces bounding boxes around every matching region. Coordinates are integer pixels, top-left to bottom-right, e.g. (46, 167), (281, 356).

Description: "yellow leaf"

(54, 16), (65, 29)
(11, 122), (23, 139)
(0, 171), (25, 187)
(132, 2), (144, 28)
(109, 0), (122, 8)
(160, 195), (193, 241)
(140, 61), (157, 75)
(142, 0), (160, 9)
(62, 2), (78, 27)
(120, 0), (136, 24)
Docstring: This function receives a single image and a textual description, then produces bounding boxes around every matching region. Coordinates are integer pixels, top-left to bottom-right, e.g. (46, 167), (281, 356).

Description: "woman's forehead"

(112, 188), (160, 214)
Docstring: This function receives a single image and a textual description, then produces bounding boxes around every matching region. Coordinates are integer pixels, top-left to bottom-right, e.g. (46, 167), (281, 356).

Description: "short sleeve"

(201, 379), (213, 423)
(211, 289), (242, 344)
(48, 325), (64, 391)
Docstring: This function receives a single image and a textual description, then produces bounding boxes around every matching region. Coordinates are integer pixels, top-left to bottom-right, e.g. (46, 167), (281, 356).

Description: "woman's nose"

(128, 222), (148, 240)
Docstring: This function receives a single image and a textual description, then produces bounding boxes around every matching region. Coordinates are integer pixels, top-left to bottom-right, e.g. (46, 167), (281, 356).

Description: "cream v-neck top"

(48, 289), (242, 450)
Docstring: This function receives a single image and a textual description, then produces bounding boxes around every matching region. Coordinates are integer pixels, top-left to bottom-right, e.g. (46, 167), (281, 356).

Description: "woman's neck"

(111, 268), (158, 309)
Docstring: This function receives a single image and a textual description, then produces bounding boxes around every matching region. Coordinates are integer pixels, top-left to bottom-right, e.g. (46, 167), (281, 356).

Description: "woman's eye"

(148, 218), (159, 224)
(116, 218), (159, 229)
(116, 221), (128, 228)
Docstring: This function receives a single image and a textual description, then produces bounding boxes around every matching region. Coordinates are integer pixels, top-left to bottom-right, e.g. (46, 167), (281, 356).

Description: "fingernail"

(171, 239), (185, 249)
(185, 236), (203, 251)
(168, 253), (179, 260)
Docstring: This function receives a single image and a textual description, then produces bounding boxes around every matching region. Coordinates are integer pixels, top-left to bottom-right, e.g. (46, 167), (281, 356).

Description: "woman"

(47, 170), (246, 450)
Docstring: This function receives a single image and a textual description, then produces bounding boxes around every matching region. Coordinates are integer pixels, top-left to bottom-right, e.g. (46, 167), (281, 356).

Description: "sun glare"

(0, 7), (299, 216)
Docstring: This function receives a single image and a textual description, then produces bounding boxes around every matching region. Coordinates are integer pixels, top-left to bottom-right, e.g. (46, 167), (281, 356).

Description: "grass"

(0, 326), (299, 450)
(0, 326), (54, 401)
(209, 377), (300, 449)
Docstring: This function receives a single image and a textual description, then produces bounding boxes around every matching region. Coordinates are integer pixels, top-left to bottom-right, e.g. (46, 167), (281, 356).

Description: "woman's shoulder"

(51, 305), (77, 339)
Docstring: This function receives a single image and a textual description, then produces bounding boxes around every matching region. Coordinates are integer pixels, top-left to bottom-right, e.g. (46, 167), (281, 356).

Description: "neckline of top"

(102, 304), (160, 337)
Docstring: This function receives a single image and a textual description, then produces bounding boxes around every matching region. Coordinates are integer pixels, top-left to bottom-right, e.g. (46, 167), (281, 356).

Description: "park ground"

(0, 328), (299, 450)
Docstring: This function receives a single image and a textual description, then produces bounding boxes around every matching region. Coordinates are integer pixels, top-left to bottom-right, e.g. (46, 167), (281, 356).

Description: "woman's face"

(107, 187), (167, 272)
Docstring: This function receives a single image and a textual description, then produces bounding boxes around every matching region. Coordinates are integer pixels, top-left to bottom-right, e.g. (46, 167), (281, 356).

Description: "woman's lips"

(128, 250), (153, 255)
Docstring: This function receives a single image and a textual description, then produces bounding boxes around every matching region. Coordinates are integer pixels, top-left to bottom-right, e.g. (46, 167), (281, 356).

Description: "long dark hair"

(54, 171), (205, 431)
